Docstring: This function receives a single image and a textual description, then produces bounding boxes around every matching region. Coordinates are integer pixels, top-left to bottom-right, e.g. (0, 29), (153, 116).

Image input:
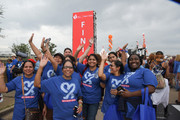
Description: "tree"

(10, 43), (31, 57)
(41, 42), (57, 56)
(48, 42), (57, 55)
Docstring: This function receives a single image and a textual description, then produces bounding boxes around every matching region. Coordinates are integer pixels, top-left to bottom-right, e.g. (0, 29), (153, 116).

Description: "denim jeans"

(83, 103), (99, 120)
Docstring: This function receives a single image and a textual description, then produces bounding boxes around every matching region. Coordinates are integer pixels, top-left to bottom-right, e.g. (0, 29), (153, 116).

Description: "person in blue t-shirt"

(115, 51), (158, 119)
(34, 58), (83, 120)
(6, 59), (13, 82)
(75, 54), (102, 120)
(55, 55), (82, 84)
(0, 60), (41, 120)
(29, 33), (65, 120)
(10, 54), (18, 76)
(98, 51), (124, 115)
(104, 51), (118, 73)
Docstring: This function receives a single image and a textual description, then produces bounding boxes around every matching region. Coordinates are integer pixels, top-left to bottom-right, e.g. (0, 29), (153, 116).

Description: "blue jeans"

(83, 103), (99, 120)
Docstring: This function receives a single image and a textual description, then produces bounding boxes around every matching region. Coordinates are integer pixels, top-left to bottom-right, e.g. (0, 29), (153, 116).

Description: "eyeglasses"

(63, 66), (73, 69)
(110, 64), (116, 67)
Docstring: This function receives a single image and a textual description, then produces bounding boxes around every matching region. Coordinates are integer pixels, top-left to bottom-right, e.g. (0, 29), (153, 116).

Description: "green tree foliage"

(11, 43), (31, 56)
(41, 42), (57, 56)
(49, 42), (57, 55)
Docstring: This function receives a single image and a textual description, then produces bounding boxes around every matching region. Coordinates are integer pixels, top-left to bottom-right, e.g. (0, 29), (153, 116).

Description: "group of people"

(0, 33), (179, 120)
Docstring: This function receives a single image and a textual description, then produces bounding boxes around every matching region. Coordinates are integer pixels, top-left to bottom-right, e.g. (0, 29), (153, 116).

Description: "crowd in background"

(0, 33), (180, 120)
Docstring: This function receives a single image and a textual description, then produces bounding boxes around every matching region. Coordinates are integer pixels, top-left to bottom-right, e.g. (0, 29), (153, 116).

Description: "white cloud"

(0, 0), (180, 56)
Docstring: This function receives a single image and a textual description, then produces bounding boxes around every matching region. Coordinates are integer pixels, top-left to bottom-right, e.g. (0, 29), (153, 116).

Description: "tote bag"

(104, 104), (124, 120)
(132, 88), (156, 120)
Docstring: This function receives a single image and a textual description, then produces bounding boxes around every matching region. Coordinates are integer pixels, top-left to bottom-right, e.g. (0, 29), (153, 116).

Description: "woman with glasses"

(34, 56), (83, 120)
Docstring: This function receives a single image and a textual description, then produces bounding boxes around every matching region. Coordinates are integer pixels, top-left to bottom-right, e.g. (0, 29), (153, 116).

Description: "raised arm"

(98, 51), (108, 81)
(29, 33), (43, 60)
(44, 39), (58, 71)
(78, 38), (94, 63)
(121, 43), (128, 66)
(0, 63), (8, 93)
(73, 43), (85, 61)
(34, 55), (49, 88)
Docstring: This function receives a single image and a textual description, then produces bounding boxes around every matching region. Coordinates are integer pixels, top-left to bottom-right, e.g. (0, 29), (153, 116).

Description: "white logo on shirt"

(108, 68), (111, 73)
(122, 72), (135, 84)
(47, 70), (56, 78)
(84, 71), (96, 84)
(24, 81), (35, 96)
(61, 82), (75, 99)
(111, 78), (122, 86)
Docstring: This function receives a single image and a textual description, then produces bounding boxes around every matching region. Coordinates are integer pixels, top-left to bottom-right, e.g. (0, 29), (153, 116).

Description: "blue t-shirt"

(6, 62), (13, 72)
(35, 60), (40, 71)
(104, 65), (111, 73)
(101, 73), (124, 113)
(17, 61), (23, 68)
(12, 58), (18, 66)
(177, 65), (180, 73)
(173, 61), (180, 74)
(41, 61), (57, 109)
(77, 63), (101, 104)
(41, 61), (57, 80)
(123, 64), (158, 92)
(6, 74), (40, 120)
(41, 76), (82, 120)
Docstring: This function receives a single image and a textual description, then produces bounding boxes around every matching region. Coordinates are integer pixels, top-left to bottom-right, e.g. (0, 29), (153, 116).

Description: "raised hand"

(89, 37), (94, 46)
(40, 37), (45, 49)
(0, 63), (6, 75)
(122, 43), (128, 50)
(39, 55), (48, 68)
(101, 51), (108, 60)
(77, 44), (85, 51)
(28, 33), (34, 43)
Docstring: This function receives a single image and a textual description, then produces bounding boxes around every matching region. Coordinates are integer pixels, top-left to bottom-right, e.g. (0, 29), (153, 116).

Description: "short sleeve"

(143, 68), (158, 87)
(76, 62), (86, 75)
(41, 78), (55, 94)
(177, 65), (180, 73)
(6, 78), (18, 92)
(55, 65), (63, 76)
(105, 72), (111, 81)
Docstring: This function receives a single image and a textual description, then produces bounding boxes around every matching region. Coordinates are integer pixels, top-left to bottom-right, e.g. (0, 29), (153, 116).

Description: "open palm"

(0, 63), (6, 75)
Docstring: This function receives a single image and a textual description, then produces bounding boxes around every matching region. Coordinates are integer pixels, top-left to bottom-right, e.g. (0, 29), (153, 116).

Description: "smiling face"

(54, 55), (63, 65)
(128, 54), (141, 71)
(87, 55), (98, 67)
(64, 49), (72, 57)
(23, 62), (34, 77)
(108, 53), (117, 63)
(155, 54), (164, 63)
(62, 61), (74, 79)
(110, 61), (120, 74)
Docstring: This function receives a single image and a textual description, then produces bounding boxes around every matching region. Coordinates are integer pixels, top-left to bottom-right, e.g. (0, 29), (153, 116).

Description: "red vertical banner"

(72, 11), (95, 58)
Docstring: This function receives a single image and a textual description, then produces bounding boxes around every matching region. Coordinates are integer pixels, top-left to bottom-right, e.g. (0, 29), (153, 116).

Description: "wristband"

(78, 104), (83, 107)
